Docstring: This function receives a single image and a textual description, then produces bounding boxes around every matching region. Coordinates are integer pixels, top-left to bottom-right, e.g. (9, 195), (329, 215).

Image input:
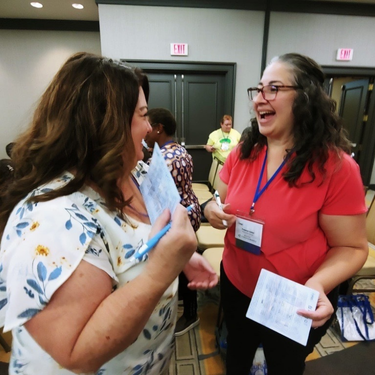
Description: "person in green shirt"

(204, 115), (241, 164)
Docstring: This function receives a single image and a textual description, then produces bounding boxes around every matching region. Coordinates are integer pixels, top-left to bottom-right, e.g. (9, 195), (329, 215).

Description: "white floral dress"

(0, 165), (178, 375)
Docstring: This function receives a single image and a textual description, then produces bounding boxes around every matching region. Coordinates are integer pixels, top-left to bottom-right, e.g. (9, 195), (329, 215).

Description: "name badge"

(221, 142), (229, 151)
(235, 211), (264, 255)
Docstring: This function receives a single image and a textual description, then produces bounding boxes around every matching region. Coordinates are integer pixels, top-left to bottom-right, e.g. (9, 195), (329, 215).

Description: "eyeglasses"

(247, 85), (300, 101)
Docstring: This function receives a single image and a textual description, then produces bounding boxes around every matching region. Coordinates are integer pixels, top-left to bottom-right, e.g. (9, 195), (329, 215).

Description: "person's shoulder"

(327, 149), (357, 169)
(9, 173), (89, 221)
(210, 128), (221, 135)
(224, 144), (242, 164)
(323, 150), (362, 182)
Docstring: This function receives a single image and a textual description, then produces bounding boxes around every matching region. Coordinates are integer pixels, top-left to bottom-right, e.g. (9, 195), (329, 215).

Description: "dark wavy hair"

(241, 53), (351, 186)
(0, 52), (149, 233)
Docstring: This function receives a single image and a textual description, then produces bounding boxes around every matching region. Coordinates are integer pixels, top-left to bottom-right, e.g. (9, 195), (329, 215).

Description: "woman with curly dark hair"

(0, 52), (217, 374)
(204, 53), (368, 375)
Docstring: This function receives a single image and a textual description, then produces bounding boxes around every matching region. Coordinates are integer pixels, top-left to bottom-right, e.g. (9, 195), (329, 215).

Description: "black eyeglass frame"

(247, 85), (301, 101)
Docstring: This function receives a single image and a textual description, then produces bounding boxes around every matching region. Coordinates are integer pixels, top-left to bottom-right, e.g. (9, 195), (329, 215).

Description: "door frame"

(322, 66), (375, 187)
(124, 60), (237, 122)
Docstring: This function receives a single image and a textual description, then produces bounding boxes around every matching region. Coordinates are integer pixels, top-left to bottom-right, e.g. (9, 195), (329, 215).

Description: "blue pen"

(134, 204), (194, 260)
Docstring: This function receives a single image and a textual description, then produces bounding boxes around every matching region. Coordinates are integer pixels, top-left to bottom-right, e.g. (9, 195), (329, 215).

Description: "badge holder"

(220, 138), (231, 151)
(235, 210), (264, 255)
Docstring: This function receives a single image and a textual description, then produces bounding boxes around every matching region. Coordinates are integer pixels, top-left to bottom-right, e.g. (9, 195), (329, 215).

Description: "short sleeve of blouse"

(321, 153), (367, 215)
(0, 194), (115, 332)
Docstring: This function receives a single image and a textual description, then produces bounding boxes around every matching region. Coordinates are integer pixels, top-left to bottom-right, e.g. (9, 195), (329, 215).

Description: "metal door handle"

(181, 74), (185, 146)
(184, 145), (206, 149)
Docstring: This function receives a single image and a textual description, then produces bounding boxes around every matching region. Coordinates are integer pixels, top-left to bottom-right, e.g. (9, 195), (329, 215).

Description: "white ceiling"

(1, 0), (375, 22)
(0, 0), (99, 21)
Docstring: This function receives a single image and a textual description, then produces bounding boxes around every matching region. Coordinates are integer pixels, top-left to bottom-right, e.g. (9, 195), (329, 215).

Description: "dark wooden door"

(339, 79), (373, 184)
(145, 72), (227, 181)
(125, 61), (236, 182)
(339, 79), (369, 158)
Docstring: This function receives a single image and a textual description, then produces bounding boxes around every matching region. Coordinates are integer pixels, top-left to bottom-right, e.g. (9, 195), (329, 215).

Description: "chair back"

(208, 158), (219, 190)
(212, 163), (223, 191)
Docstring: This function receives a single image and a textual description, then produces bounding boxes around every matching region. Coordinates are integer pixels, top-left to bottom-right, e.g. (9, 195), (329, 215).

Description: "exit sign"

(336, 48), (353, 61)
(170, 43), (188, 56)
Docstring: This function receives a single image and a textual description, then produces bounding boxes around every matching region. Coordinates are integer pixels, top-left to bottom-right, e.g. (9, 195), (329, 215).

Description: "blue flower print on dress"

(143, 300), (173, 341)
(0, 264), (7, 311)
(132, 348), (170, 375)
(114, 216), (122, 227)
(86, 245), (103, 257)
(13, 221), (30, 238)
(15, 187), (53, 220)
(0, 170), (177, 374)
(82, 196), (103, 215)
(10, 357), (26, 374)
(123, 243), (137, 259)
(65, 203), (99, 245)
(18, 259), (62, 320)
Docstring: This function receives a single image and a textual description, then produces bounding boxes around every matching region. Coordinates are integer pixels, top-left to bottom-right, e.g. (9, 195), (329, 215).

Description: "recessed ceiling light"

(72, 3), (84, 10)
(30, 2), (43, 8)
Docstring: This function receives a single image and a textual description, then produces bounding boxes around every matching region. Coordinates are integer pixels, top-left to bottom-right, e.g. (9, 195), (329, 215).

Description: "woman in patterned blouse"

(0, 52), (218, 375)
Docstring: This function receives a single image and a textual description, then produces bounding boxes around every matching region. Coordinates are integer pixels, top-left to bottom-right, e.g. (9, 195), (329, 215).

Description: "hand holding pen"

(214, 190), (228, 227)
(134, 204), (195, 260)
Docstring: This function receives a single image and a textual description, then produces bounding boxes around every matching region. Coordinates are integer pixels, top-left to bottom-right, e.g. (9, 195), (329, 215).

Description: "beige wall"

(268, 12), (375, 66)
(0, 29), (100, 158)
(99, 4), (264, 133)
(2, 5), (375, 179)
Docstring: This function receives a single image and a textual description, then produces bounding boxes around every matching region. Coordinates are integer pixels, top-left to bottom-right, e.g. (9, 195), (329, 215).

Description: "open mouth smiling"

(259, 111), (275, 119)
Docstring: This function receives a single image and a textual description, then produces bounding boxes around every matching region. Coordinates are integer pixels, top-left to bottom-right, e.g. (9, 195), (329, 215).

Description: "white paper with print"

(246, 269), (319, 346)
(140, 143), (181, 224)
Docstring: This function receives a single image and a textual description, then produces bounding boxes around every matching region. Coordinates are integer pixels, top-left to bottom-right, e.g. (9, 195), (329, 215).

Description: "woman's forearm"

(305, 245), (368, 294)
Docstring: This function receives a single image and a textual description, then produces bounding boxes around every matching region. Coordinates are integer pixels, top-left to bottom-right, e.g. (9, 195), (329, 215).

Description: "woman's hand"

(205, 145), (215, 153)
(204, 200), (236, 229)
(146, 205), (198, 284)
(183, 252), (219, 290)
(297, 290), (334, 328)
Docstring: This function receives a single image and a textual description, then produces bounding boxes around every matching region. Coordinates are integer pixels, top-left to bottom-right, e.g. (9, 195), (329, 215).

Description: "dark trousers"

(178, 272), (198, 319)
(220, 262), (339, 375)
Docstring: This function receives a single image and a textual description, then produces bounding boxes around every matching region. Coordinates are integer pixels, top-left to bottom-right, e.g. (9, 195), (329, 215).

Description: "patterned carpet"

(170, 281), (375, 375)
(0, 283), (373, 375)
(170, 287), (224, 375)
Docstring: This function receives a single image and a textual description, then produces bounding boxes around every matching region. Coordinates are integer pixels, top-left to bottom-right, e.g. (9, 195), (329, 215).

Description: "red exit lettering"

(171, 43), (188, 56)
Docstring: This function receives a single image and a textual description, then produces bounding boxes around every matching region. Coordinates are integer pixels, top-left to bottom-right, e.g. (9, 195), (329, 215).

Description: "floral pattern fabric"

(0, 164), (177, 375)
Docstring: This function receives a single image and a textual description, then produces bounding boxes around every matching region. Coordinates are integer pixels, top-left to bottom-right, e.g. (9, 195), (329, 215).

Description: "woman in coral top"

(204, 53), (368, 375)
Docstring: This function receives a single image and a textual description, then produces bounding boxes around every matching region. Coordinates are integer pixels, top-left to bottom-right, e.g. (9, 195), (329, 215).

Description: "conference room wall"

(98, 4), (264, 133)
(1, 7), (375, 165)
(268, 12), (375, 66)
(0, 29), (101, 158)
(99, 4), (375, 136)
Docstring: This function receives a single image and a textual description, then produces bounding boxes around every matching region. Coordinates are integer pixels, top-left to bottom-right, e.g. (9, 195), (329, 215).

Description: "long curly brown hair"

(0, 52), (149, 233)
(241, 53), (351, 186)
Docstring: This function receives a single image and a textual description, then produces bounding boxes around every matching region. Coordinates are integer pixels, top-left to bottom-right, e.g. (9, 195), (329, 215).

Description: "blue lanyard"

(250, 149), (290, 214)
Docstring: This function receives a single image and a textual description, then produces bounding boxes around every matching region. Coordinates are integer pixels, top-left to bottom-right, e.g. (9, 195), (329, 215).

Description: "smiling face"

(253, 61), (297, 143)
(131, 87), (151, 163)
